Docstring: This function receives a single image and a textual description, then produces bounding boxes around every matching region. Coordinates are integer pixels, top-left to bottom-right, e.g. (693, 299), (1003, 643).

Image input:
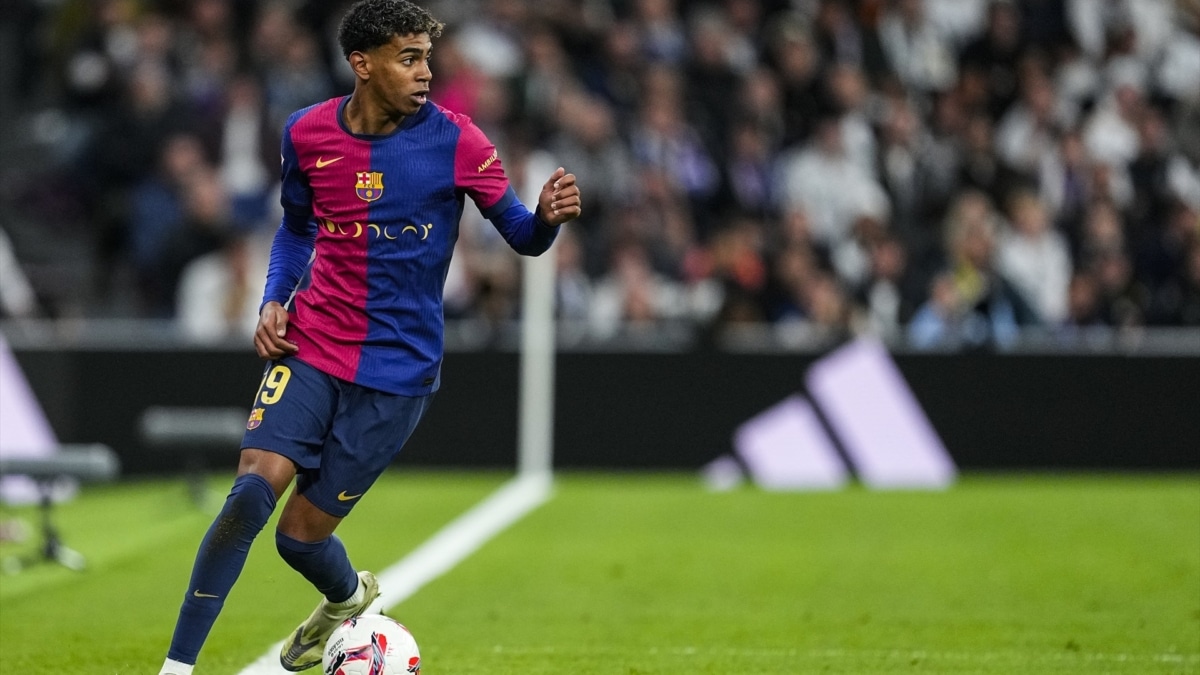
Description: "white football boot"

(279, 570), (380, 671)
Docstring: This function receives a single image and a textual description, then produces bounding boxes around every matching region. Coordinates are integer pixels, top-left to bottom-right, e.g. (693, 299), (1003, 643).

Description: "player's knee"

(275, 529), (327, 561)
(223, 473), (277, 528)
(235, 448), (294, 497)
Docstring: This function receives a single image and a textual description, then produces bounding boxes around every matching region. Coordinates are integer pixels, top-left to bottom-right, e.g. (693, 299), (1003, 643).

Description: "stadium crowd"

(1, 0), (1198, 349)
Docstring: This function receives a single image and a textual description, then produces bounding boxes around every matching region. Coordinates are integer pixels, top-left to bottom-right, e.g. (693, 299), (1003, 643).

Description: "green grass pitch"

(0, 472), (1196, 674)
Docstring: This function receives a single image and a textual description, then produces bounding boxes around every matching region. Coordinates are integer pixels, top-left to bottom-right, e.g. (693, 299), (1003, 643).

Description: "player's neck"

(343, 92), (406, 136)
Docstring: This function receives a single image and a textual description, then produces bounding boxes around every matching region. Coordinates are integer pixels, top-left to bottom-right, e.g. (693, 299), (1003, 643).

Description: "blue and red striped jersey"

(262, 96), (558, 395)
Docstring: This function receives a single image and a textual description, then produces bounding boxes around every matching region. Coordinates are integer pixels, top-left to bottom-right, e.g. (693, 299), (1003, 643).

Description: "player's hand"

(537, 167), (582, 227)
(254, 301), (299, 360)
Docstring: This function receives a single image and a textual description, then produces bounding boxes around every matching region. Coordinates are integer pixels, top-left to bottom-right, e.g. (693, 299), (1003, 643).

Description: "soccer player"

(158, 1), (582, 673)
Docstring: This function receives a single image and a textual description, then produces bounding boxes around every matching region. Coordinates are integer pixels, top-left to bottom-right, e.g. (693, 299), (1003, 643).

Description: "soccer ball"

(322, 614), (421, 675)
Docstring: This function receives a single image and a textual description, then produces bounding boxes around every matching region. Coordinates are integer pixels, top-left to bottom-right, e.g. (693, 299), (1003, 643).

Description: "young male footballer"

(158, 1), (581, 672)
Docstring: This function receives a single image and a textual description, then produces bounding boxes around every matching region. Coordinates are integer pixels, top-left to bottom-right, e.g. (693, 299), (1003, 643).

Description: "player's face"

(367, 33), (433, 116)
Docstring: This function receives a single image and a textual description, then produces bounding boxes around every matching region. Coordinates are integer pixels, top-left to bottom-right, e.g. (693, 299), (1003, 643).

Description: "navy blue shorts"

(241, 357), (434, 517)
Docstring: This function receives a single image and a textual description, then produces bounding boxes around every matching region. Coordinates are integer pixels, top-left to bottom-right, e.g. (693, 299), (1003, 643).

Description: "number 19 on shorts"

(257, 364), (292, 405)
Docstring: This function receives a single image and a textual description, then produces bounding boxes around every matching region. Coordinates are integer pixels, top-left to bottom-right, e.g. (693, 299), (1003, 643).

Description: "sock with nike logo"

(167, 473), (277, 664)
(276, 531), (358, 602)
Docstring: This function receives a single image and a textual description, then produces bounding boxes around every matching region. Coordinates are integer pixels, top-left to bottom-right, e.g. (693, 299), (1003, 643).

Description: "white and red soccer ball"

(322, 614), (421, 675)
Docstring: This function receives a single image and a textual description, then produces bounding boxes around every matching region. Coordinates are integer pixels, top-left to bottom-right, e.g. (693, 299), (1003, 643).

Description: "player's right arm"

(256, 114), (317, 360)
(254, 300), (297, 359)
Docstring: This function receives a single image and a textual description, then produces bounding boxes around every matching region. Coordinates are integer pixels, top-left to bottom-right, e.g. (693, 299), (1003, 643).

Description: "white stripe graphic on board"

(733, 395), (849, 490)
(806, 338), (956, 489)
(238, 472), (553, 675)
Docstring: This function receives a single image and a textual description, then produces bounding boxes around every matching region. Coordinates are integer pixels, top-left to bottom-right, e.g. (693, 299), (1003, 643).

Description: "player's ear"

(348, 50), (370, 81)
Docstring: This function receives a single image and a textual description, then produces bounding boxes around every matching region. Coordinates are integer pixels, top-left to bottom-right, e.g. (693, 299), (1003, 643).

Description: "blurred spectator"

(453, 0), (527, 78)
(1077, 199), (1128, 265)
(876, 93), (942, 242)
(253, 7), (334, 129)
(553, 228), (594, 322)
(1082, 81), (1143, 172)
(823, 62), (877, 175)
(175, 230), (269, 342)
(1140, 202), (1200, 308)
(762, 242), (820, 324)
(810, 0), (890, 84)
(634, 0), (688, 64)
(924, 0), (988, 49)
(878, 0), (957, 94)
(1148, 235), (1200, 326)
(776, 114), (889, 255)
(58, 0), (144, 111)
(720, 0), (766, 73)
(734, 65), (786, 149)
(89, 59), (192, 193)
(956, 112), (1025, 209)
(804, 271), (854, 338)
(684, 6), (744, 155)
(706, 215), (769, 307)
(589, 242), (687, 338)
(1156, 9), (1200, 102)
(1089, 247), (1147, 328)
(216, 74), (276, 229)
(853, 231), (925, 337)
(512, 23), (574, 138)
(1062, 271), (1105, 329)
(179, 35), (238, 125)
(126, 134), (211, 314)
(1066, 0), (1175, 63)
(958, 0), (1024, 119)
(429, 34), (486, 118)
(1039, 130), (1115, 242)
(549, 90), (636, 259)
(155, 168), (235, 316)
(587, 19), (644, 119)
(994, 66), (1076, 179)
(1128, 108), (1200, 254)
(630, 65), (721, 232)
(909, 190), (1039, 350)
(717, 121), (777, 219)
(996, 189), (1072, 324)
(765, 17), (823, 146)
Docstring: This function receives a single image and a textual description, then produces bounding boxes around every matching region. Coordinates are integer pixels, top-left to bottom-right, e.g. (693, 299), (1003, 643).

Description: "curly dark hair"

(337, 0), (444, 58)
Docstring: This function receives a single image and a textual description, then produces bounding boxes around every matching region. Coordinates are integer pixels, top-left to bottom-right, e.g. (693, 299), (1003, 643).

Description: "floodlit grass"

(0, 472), (1197, 674)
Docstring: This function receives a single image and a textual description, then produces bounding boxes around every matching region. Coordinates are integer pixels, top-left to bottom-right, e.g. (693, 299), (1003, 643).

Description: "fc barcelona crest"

(356, 171), (384, 202)
(247, 407), (265, 430)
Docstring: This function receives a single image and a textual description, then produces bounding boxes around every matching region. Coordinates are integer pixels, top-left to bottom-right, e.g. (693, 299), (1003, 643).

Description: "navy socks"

(167, 473), (276, 664)
(276, 530), (358, 603)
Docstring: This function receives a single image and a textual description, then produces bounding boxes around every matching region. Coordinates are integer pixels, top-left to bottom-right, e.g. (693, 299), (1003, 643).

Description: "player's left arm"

(455, 119), (581, 255)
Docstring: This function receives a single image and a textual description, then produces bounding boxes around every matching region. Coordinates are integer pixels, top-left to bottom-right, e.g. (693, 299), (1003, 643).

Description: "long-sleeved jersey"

(262, 96), (558, 395)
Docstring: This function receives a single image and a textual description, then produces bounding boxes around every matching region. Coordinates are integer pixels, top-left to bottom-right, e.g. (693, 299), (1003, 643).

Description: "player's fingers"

(550, 189), (580, 208)
(550, 195), (580, 210)
(552, 174), (576, 194)
(270, 331), (299, 354)
(550, 204), (582, 221)
(546, 167), (567, 190)
(254, 331), (274, 360)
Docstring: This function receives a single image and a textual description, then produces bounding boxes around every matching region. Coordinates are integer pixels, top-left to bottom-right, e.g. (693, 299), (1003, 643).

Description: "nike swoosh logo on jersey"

(315, 156), (344, 168)
(193, 590), (220, 598)
(337, 491), (363, 501)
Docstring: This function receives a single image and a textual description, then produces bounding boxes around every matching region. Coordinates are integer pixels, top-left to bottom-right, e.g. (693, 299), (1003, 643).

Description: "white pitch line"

(237, 472), (553, 675)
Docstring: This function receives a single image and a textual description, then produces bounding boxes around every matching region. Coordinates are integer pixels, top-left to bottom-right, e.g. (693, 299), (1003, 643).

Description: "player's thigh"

(295, 387), (435, 519)
(241, 357), (338, 472)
